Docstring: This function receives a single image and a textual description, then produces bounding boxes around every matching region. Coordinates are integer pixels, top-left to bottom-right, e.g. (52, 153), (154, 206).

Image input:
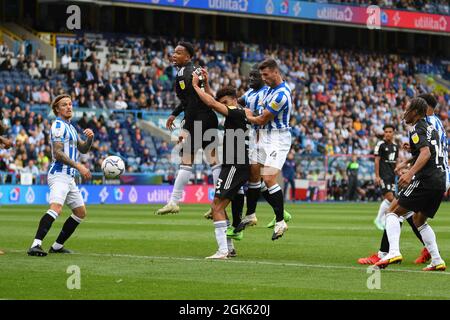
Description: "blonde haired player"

(27, 94), (94, 256)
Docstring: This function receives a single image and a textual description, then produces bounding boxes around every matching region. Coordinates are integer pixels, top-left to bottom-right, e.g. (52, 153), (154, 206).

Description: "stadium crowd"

(1, 34), (449, 200)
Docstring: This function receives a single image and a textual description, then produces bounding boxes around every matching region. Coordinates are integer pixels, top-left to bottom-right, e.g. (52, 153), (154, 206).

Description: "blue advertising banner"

(110, 0), (450, 34)
(0, 185), (215, 205)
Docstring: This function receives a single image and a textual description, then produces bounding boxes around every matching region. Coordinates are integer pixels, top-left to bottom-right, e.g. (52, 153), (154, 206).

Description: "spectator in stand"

(282, 152), (297, 201)
(28, 62), (41, 79)
(0, 56), (13, 71)
(157, 141), (170, 156)
(114, 95), (128, 110)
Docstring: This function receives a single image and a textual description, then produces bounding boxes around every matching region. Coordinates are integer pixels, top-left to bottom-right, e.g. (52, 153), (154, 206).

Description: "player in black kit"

(373, 125), (398, 230)
(375, 97), (446, 271)
(192, 71), (250, 260)
(155, 42), (221, 215)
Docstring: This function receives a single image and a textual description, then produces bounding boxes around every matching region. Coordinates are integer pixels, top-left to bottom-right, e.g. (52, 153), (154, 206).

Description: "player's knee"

(412, 212), (427, 228)
(262, 175), (277, 187)
(49, 204), (63, 215)
(385, 193), (394, 202)
(73, 207), (87, 220)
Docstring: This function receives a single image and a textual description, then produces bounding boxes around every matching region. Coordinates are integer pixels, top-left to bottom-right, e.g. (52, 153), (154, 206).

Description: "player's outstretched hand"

(192, 72), (199, 87)
(83, 129), (94, 139)
(375, 176), (381, 186)
(78, 165), (92, 181)
(201, 68), (209, 82)
(166, 115), (176, 131)
(244, 108), (253, 118)
(398, 171), (413, 189)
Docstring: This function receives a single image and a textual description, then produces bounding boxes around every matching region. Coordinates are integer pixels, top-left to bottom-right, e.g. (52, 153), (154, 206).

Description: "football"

(101, 156), (126, 179)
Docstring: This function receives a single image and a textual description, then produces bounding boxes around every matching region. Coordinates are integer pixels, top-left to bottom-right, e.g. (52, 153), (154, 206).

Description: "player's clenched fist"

(83, 129), (94, 139)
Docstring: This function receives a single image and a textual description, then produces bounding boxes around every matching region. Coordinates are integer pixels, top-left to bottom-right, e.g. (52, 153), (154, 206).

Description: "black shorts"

(398, 180), (445, 218)
(182, 112), (218, 154)
(215, 165), (250, 200)
(380, 178), (396, 195)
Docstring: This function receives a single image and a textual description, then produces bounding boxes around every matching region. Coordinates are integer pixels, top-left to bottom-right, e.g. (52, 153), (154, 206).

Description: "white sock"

(385, 213), (401, 256)
(52, 242), (63, 250)
(378, 251), (387, 259)
(227, 238), (234, 251)
(418, 223), (443, 265)
(214, 220), (228, 254)
(169, 165), (192, 204)
(211, 164), (222, 187)
(226, 220), (234, 251)
(376, 199), (390, 222)
(31, 239), (42, 248)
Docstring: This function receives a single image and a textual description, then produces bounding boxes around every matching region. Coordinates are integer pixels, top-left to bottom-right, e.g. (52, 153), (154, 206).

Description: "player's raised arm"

(192, 71), (229, 116)
(77, 129), (94, 154)
(245, 108), (275, 126)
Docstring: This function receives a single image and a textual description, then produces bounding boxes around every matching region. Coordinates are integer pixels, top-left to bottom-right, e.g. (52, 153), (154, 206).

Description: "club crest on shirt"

(54, 127), (64, 138)
(179, 80), (186, 90)
(411, 133), (419, 144)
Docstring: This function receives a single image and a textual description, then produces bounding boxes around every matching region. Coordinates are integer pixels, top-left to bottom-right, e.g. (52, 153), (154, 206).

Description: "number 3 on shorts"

(216, 178), (223, 191)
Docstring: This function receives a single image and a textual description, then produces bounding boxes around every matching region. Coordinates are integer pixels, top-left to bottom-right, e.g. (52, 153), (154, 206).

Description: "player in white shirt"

(237, 59), (293, 240)
(28, 94), (94, 256)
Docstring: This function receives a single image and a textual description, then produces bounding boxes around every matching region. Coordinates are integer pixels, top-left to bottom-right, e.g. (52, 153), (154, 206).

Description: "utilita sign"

(112, 0), (450, 35)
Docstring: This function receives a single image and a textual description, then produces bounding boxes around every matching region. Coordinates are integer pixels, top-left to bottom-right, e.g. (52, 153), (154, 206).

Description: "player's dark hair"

(408, 97), (428, 117)
(216, 86), (237, 101)
(51, 94), (71, 116)
(383, 124), (395, 131)
(417, 93), (438, 109)
(259, 58), (279, 71)
(177, 41), (195, 58)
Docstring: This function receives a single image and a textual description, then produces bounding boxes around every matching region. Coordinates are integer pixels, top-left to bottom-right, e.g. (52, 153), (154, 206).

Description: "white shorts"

(446, 170), (450, 192)
(249, 128), (259, 164)
(48, 173), (85, 209)
(256, 129), (292, 170)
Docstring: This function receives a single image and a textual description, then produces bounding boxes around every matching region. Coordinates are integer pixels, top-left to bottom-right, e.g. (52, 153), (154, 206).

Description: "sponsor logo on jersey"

(412, 133), (419, 144)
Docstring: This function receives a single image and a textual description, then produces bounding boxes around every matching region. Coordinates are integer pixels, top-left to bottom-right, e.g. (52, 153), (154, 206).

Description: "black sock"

(266, 184), (284, 222)
(246, 182), (261, 216)
(379, 230), (389, 253)
(55, 215), (81, 246)
(406, 216), (425, 245)
(34, 211), (57, 242)
(380, 221), (403, 253)
(261, 182), (270, 202)
(231, 193), (244, 228)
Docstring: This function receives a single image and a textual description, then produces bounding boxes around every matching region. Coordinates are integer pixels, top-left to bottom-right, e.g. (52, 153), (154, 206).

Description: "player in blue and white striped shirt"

(424, 105), (449, 192)
(239, 59), (293, 240)
(28, 94), (94, 257)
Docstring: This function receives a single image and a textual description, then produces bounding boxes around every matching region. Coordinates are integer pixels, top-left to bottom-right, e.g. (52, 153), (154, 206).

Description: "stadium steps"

(1, 23), (56, 68)
(417, 74), (450, 95)
(138, 119), (173, 144)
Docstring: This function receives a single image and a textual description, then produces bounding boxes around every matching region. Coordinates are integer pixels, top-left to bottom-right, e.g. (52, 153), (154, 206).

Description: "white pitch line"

(7, 249), (450, 276)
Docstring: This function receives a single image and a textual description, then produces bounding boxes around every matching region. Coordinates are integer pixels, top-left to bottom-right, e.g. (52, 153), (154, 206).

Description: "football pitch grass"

(0, 203), (449, 300)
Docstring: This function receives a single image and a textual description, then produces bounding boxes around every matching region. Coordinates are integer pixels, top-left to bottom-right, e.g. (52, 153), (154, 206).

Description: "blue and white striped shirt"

(49, 117), (79, 177)
(261, 82), (292, 130)
(426, 114), (449, 182)
(242, 86), (268, 129)
(242, 86), (269, 114)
